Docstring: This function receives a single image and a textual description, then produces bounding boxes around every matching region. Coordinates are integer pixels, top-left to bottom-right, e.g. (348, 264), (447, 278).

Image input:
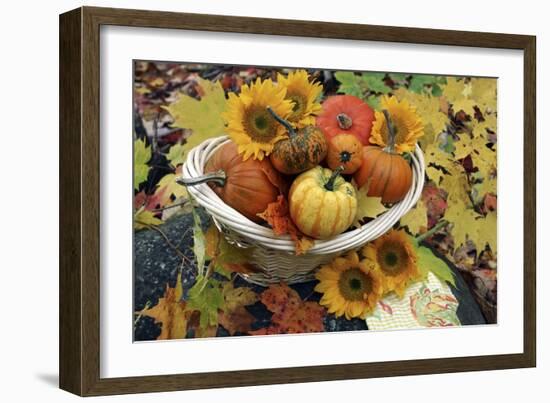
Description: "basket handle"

(177, 170), (227, 187)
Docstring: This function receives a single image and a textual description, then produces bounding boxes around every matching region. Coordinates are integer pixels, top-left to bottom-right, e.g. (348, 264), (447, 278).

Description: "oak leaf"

(258, 195), (315, 255)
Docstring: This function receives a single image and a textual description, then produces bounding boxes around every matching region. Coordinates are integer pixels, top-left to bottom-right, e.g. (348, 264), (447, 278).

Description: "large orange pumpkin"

(326, 134), (363, 174)
(267, 107), (327, 175)
(316, 95), (374, 145)
(180, 142), (287, 222)
(353, 111), (412, 203)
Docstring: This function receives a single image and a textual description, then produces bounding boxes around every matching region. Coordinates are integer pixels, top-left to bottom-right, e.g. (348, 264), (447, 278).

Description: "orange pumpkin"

(267, 107), (327, 175)
(326, 134), (363, 174)
(353, 110), (412, 203)
(316, 95), (374, 145)
(180, 142), (287, 222)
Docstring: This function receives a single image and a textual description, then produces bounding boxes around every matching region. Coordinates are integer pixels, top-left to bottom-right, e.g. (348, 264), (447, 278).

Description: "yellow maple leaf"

(441, 165), (472, 206)
(442, 77), (477, 116)
(478, 210), (497, 254)
(166, 143), (187, 167)
(134, 207), (163, 230)
(352, 185), (387, 227)
(451, 98), (477, 116)
(394, 88), (448, 149)
(474, 176), (497, 198)
(442, 77), (468, 103)
(470, 78), (497, 112)
(222, 283), (258, 313)
(138, 272), (189, 339)
(444, 204), (481, 249)
(163, 77), (227, 160)
(453, 134), (474, 160)
(154, 173), (189, 207)
(472, 113), (497, 138)
(400, 199), (428, 235)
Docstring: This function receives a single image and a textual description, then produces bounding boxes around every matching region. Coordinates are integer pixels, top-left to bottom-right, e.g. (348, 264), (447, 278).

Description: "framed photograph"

(59, 6), (536, 396)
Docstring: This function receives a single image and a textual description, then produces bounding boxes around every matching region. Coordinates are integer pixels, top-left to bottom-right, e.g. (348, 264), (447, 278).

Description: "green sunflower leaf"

(412, 239), (457, 287)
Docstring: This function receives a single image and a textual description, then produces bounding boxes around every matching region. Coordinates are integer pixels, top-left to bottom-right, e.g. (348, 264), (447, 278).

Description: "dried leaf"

(258, 196), (315, 255)
(218, 283), (258, 335)
(137, 272), (189, 339)
(251, 283), (325, 334)
(134, 207), (163, 230)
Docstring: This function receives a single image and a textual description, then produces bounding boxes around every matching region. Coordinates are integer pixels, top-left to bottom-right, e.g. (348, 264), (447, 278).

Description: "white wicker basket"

(181, 135), (425, 285)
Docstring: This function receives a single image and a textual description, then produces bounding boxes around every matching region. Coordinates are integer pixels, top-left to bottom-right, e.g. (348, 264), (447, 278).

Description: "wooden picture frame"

(59, 6), (536, 396)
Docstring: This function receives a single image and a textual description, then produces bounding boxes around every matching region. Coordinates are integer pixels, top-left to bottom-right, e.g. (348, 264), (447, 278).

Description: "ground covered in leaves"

(134, 213), (486, 341)
(133, 61), (497, 340)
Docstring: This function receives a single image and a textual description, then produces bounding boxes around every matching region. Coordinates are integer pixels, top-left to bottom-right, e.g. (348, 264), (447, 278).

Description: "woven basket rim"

(182, 136), (425, 255)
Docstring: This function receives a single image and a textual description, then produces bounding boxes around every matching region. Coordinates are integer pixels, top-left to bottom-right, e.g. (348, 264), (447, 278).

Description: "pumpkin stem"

(177, 170), (227, 187)
(324, 166), (345, 191)
(267, 106), (296, 137)
(336, 113), (353, 130)
(382, 109), (397, 153)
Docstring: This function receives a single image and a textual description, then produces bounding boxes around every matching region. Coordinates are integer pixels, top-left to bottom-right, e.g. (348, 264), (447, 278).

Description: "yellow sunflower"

(370, 95), (424, 154)
(315, 251), (384, 319)
(222, 77), (294, 160)
(277, 70), (323, 128)
(361, 229), (421, 298)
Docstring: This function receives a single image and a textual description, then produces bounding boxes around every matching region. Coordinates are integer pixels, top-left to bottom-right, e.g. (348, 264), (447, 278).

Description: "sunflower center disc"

(338, 267), (372, 301)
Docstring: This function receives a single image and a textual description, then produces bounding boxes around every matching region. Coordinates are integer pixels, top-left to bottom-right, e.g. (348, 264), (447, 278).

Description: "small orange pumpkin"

(179, 142), (287, 222)
(267, 107), (327, 175)
(326, 134), (363, 174)
(353, 110), (412, 203)
(316, 95), (374, 145)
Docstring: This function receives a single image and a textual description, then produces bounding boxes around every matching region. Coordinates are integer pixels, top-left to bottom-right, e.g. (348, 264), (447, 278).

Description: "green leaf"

(187, 275), (224, 329)
(334, 71), (364, 98)
(412, 239), (456, 287)
(166, 143), (186, 167)
(409, 75), (438, 94)
(134, 139), (151, 190)
(389, 73), (408, 82)
(431, 83), (443, 97)
(361, 72), (391, 94)
(192, 209), (206, 275)
(364, 95), (381, 110)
